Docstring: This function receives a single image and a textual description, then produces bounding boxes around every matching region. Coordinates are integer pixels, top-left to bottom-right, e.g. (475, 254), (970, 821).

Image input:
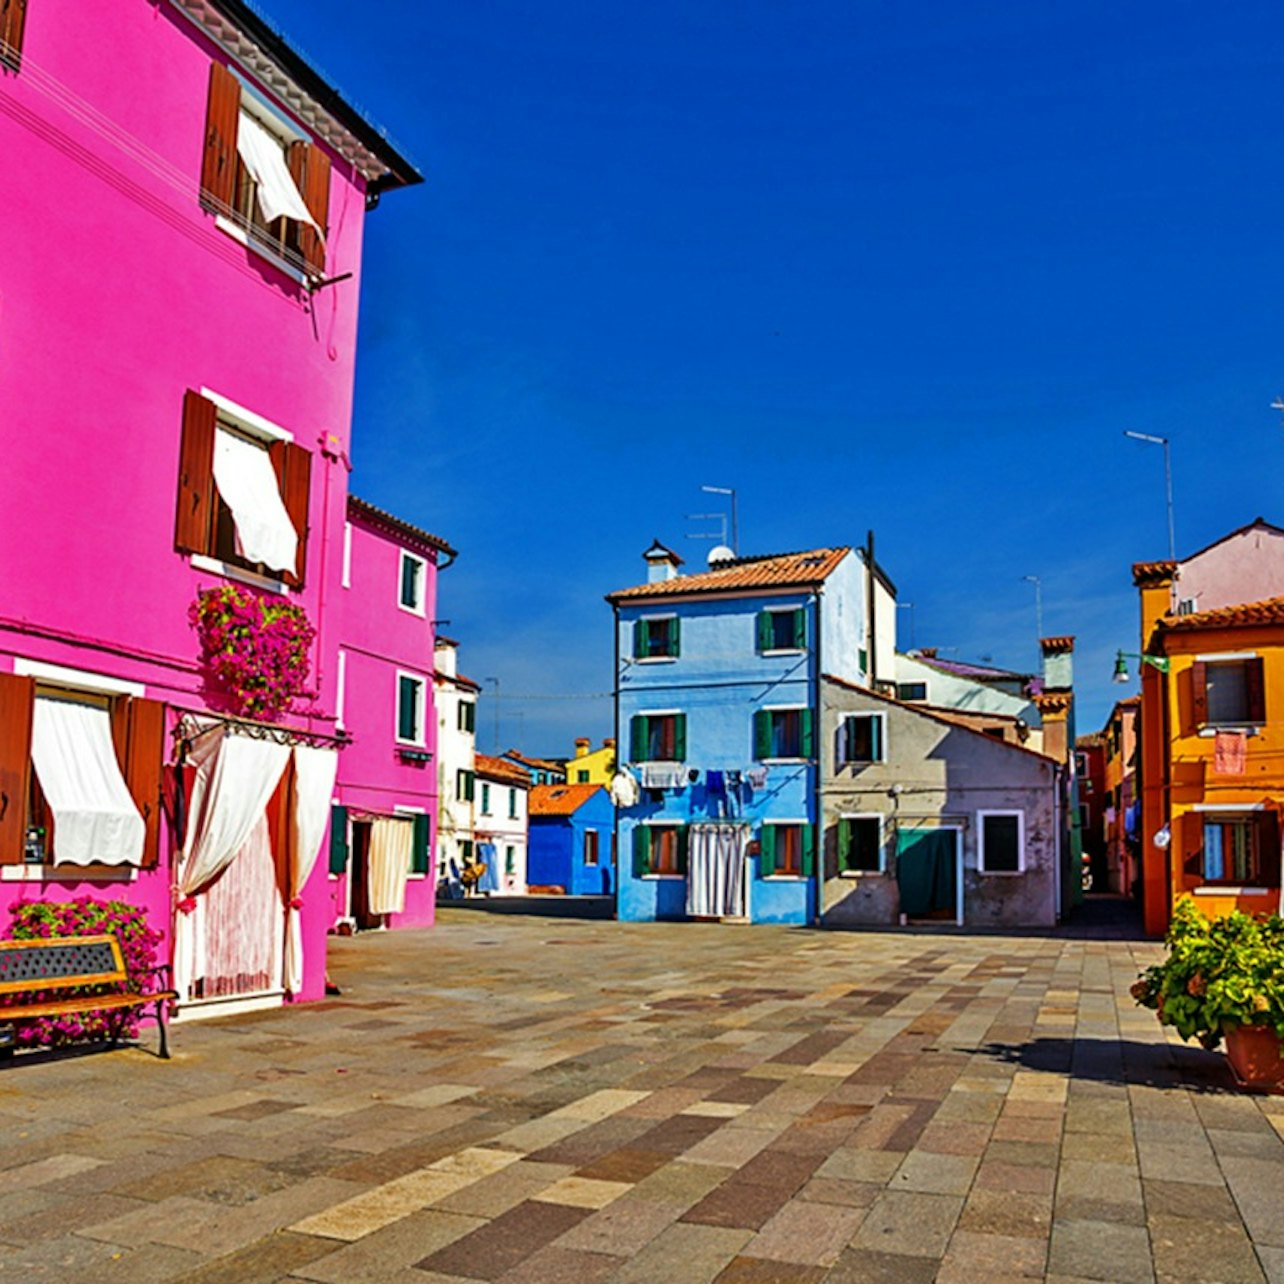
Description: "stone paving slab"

(1, 911), (1282, 1280)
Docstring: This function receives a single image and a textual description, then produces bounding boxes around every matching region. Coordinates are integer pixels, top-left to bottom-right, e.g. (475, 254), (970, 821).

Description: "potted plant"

(1132, 897), (1284, 1092)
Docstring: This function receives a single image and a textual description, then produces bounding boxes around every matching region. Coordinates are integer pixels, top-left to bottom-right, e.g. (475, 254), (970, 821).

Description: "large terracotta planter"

(1224, 1025), (1284, 1094)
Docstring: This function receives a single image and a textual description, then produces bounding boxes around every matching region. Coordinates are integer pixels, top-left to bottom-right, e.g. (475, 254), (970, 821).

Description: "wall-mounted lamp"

(1112, 650), (1170, 684)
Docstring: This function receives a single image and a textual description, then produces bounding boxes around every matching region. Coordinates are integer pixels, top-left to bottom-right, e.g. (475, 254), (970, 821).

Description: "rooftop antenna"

(701, 485), (738, 553)
(1272, 397), (1284, 422)
(685, 511), (728, 545)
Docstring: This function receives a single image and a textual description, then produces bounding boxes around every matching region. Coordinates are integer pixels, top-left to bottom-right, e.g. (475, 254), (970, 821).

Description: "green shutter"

(676, 825), (689, 876)
(801, 825), (816, 877)
(836, 819), (852, 871)
(328, 805), (349, 875)
(792, 608), (807, 650)
(871, 716), (883, 762)
(633, 619), (647, 659)
(670, 616), (680, 658)
(467, 771), (476, 802)
(756, 610), (773, 652)
(674, 713), (687, 761)
(800, 707), (815, 759)
(759, 824), (775, 878)
(411, 813), (430, 874)
(753, 710), (771, 760)
(633, 825), (651, 878)
(630, 715), (647, 762)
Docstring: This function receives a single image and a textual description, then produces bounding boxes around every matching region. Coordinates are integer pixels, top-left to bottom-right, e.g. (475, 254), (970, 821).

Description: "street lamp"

(1123, 431), (1175, 561)
(1112, 650), (1171, 684)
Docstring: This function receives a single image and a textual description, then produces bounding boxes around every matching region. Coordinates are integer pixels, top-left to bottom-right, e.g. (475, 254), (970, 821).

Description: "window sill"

(758, 758), (810, 766)
(1194, 885), (1273, 896)
(838, 760), (883, 769)
(215, 214), (309, 287)
(1197, 725), (1263, 737)
(2, 864), (139, 883)
(978, 869), (1024, 877)
(839, 869), (886, 879)
(398, 602), (427, 618)
(191, 553), (288, 596)
(763, 874), (807, 881)
(759, 649), (807, 657)
(641, 874), (685, 880)
(634, 656), (678, 664)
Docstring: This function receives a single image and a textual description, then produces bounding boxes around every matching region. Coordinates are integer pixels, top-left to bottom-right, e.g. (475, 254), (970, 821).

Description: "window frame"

(978, 809), (1025, 875)
(395, 670), (427, 747)
(756, 705), (812, 763)
(630, 710), (686, 764)
(838, 812), (885, 876)
(837, 712), (886, 766)
(456, 769), (476, 803)
(458, 701), (476, 735)
(480, 781), (491, 815)
(638, 821), (685, 879)
(760, 820), (813, 880)
(634, 614), (680, 663)
(758, 606), (808, 656)
(1193, 653), (1266, 732)
(398, 550), (427, 617)
(508, 788), (518, 819)
(584, 829), (600, 867)
(896, 682), (928, 702)
(1196, 807), (1275, 887)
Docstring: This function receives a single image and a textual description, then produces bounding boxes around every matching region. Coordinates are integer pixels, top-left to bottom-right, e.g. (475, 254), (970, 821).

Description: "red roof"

(1158, 595), (1284, 633)
(607, 547), (851, 603)
(528, 783), (606, 817)
(474, 754), (530, 786)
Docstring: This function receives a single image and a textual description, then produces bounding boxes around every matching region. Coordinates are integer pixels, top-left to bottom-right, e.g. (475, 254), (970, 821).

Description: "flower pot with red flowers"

(1132, 898), (1284, 1093)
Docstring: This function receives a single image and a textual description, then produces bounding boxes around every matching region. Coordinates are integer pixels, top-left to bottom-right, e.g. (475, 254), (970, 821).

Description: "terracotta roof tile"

(1132, 560), (1177, 586)
(607, 547), (851, 603)
(505, 750), (565, 774)
(474, 754), (530, 786)
(348, 495), (455, 558)
(1159, 595), (1284, 632)
(528, 783), (606, 817)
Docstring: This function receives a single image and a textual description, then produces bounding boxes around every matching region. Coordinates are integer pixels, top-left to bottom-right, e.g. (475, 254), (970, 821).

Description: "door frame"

(896, 822), (964, 927)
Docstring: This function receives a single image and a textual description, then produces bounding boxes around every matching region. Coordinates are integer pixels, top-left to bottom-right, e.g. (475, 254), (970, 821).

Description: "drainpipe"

(812, 587), (823, 927)
(1053, 761), (1063, 922)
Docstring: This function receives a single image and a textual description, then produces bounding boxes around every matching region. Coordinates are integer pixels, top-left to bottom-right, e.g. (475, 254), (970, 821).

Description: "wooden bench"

(0, 934), (177, 1060)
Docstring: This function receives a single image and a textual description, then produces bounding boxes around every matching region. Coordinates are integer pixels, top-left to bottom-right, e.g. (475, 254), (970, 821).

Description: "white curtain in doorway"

(687, 823), (748, 918)
(367, 816), (414, 916)
(284, 744), (339, 994)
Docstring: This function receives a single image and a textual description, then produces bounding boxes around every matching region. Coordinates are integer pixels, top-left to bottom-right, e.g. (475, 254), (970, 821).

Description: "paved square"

(1, 910), (1281, 1281)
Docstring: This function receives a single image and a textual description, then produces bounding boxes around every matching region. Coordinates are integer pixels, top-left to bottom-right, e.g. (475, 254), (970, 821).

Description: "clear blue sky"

(269, 0), (1284, 754)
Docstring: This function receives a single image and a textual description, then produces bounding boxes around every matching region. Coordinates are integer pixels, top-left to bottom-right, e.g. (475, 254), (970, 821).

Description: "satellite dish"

(708, 545), (736, 567)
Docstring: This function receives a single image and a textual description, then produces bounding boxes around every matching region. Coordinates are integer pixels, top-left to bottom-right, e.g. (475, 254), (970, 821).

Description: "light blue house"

(608, 541), (892, 925)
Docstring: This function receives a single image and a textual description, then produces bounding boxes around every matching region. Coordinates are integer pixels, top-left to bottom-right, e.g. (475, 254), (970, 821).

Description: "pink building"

(0, 2), (422, 1016)
(330, 498), (454, 931)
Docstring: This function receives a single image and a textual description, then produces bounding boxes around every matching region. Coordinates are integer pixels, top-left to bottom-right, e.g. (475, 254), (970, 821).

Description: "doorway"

(895, 826), (961, 925)
(350, 819), (380, 930)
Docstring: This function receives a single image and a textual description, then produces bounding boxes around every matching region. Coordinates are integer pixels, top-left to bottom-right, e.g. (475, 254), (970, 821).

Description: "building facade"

(527, 784), (615, 896)
(565, 737), (617, 785)
(434, 639), (479, 879)
(474, 754), (531, 893)
(1102, 696), (1140, 897)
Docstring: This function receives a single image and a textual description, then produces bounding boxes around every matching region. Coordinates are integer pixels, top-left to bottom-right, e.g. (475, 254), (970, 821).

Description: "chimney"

(1039, 635), (1075, 692)
(1036, 636), (1075, 764)
(643, 539), (683, 584)
(603, 738), (616, 749)
(574, 738), (590, 759)
(1132, 560), (1176, 647)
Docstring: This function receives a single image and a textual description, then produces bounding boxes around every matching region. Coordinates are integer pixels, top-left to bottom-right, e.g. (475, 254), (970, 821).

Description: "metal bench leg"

(155, 1000), (171, 1060)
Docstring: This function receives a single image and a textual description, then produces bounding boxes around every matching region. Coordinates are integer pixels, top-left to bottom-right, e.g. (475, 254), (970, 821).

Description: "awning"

(212, 428), (299, 575)
(30, 696), (145, 866)
(367, 817), (413, 916)
(236, 111), (321, 231)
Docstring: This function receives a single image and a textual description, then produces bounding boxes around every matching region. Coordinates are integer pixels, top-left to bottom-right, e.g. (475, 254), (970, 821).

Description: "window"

(460, 839), (473, 864)
(456, 769), (475, 803)
(754, 708), (814, 761)
(174, 390), (310, 589)
(399, 551), (426, 614)
(199, 62), (330, 278)
(1201, 814), (1280, 884)
(896, 683), (927, 702)
(508, 789), (518, 819)
(342, 521), (352, 588)
(836, 713), (884, 765)
(1193, 658), (1266, 728)
(335, 648), (347, 730)
(760, 823), (815, 878)
(1074, 752), (1087, 775)
(837, 816), (883, 874)
(505, 846), (516, 876)
(629, 713), (687, 762)
(480, 782), (491, 814)
(757, 607), (807, 653)
(577, 770), (589, 783)
(979, 811), (1023, 874)
(584, 830), (600, 866)
(458, 702), (476, 734)
(634, 824), (686, 877)
(396, 674), (425, 745)
(1, 0), (27, 71)
(634, 616), (679, 660)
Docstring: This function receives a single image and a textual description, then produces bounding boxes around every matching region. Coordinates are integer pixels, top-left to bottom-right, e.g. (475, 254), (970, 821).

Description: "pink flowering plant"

(189, 584), (314, 720)
(2, 898), (164, 1048)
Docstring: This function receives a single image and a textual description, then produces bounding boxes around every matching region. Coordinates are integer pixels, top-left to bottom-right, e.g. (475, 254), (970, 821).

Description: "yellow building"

(565, 737), (616, 786)
(1132, 571), (1284, 933)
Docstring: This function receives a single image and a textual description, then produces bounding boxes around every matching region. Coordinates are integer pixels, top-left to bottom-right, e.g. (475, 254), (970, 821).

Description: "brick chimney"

(1036, 636), (1075, 763)
(574, 738), (590, 759)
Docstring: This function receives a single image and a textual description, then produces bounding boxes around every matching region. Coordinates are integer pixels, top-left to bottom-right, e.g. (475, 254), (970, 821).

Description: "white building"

(434, 638), (479, 879)
(474, 754), (530, 893)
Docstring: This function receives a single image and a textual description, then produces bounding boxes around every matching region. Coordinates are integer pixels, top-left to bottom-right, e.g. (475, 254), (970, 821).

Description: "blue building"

(608, 541), (893, 925)
(527, 783), (615, 895)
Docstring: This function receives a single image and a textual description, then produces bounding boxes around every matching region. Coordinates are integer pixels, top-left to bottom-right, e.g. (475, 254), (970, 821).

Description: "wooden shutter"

(870, 715), (883, 762)
(1190, 661), (1208, 727)
(200, 61), (240, 213)
(175, 390), (217, 555)
(115, 698), (166, 870)
(630, 715), (647, 762)
(288, 141), (330, 275)
(669, 617), (680, 658)
(328, 804), (349, 875)
(411, 813), (431, 874)
(269, 441), (312, 589)
(633, 620), (647, 660)
(836, 819), (852, 871)
(673, 714), (687, 762)
(792, 608), (807, 651)
(675, 826), (689, 876)
(800, 824), (815, 877)
(1, 0), (28, 71)
(632, 824), (651, 878)
(753, 710), (771, 760)
(800, 708), (815, 759)
(758, 825), (775, 878)
(1257, 811), (1281, 888)
(1247, 657), (1266, 724)
(756, 611), (772, 652)
(0, 673), (34, 864)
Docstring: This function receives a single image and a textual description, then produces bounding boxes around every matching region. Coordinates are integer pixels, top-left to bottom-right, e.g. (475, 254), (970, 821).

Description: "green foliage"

(1131, 897), (1284, 1051)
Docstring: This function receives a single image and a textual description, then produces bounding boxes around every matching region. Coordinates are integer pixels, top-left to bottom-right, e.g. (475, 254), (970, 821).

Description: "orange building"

(1132, 561), (1283, 935)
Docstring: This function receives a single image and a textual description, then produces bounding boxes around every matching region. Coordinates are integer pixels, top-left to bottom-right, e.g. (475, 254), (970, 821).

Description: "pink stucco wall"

(0, 1), (385, 1003)
(1177, 523), (1284, 614)
(332, 509), (442, 930)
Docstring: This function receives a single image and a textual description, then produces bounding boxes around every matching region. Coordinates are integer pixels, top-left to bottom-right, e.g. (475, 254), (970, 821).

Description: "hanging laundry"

(746, 765), (768, 790)
(706, 770), (725, 794)
(641, 763), (686, 790)
(1214, 730), (1247, 775)
(610, 769), (641, 807)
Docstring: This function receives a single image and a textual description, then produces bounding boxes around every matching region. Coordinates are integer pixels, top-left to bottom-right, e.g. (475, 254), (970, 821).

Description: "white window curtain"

(686, 823), (749, 918)
(285, 744), (338, 994)
(236, 110), (320, 230)
(367, 816), (414, 916)
(30, 696), (145, 866)
(212, 428), (299, 575)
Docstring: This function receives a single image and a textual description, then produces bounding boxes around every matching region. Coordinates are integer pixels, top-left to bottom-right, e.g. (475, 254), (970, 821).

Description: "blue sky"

(269, 0), (1284, 754)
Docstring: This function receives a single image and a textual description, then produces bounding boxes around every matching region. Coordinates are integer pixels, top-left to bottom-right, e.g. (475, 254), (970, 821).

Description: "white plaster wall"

(476, 781), (528, 892)
(820, 550), (867, 685)
(894, 653), (1039, 723)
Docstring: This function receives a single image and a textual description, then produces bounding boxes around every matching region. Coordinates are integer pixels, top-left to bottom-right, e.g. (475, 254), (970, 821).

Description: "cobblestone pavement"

(2, 911), (1283, 1283)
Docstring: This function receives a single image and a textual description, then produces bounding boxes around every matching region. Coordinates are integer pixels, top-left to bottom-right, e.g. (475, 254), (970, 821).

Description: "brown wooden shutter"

(1247, 657), (1266, 724)
(1190, 660), (1208, 727)
(0, 673), (35, 864)
(175, 390), (217, 555)
(1, 0), (28, 71)
(270, 440), (312, 589)
(200, 61), (240, 213)
(287, 141), (331, 275)
(124, 699), (167, 869)
(1257, 811), (1281, 888)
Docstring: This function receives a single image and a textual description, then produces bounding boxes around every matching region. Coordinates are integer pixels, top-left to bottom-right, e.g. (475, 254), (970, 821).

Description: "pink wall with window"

(0, 1), (419, 1003)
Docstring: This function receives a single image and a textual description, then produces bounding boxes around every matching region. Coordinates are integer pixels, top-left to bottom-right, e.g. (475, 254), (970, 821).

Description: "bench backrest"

(0, 934), (128, 995)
